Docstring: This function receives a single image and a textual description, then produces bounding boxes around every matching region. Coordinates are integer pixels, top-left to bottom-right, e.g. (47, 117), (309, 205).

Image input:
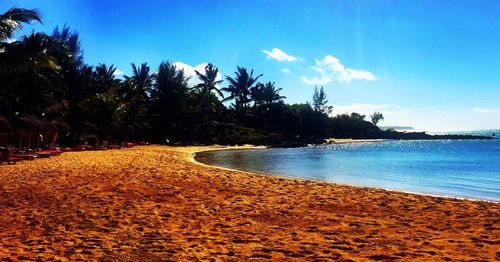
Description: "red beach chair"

(39, 149), (62, 156)
(12, 153), (37, 161)
(1, 147), (19, 165)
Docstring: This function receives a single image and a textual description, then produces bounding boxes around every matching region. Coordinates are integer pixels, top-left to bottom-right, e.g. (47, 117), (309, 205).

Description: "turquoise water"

(196, 139), (500, 201)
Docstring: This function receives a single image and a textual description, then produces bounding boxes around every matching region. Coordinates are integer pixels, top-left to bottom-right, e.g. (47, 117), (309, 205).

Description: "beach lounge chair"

(37, 152), (51, 158)
(65, 145), (89, 152)
(0, 147), (19, 165)
(39, 149), (62, 156)
(108, 144), (122, 149)
(12, 153), (37, 161)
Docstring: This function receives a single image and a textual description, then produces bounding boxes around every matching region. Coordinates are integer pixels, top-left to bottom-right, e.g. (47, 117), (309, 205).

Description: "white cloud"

(113, 69), (124, 76)
(301, 75), (331, 85)
(280, 68), (291, 74)
(173, 61), (223, 87)
(262, 48), (298, 62)
(5, 38), (16, 43)
(473, 107), (498, 114)
(302, 55), (377, 85)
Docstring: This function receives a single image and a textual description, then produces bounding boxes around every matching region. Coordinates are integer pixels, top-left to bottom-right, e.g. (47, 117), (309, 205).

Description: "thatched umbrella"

(81, 121), (98, 133)
(133, 122), (144, 140)
(109, 122), (121, 132)
(141, 122), (152, 131)
(0, 115), (10, 131)
(103, 122), (121, 142)
(140, 122), (152, 141)
(0, 115), (10, 146)
(53, 120), (71, 133)
(45, 120), (70, 148)
(18, 116), (42, 131)
(123, 124), (135, 141)
(40, 119), (57, 132)
(13, 115), (43, 149)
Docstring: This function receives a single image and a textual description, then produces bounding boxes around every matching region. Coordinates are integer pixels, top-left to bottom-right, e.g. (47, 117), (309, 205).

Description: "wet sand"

(0, 145), (498, 261)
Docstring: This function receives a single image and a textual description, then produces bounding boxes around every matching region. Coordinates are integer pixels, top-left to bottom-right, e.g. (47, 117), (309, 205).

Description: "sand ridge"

(0, 145), (498, 261)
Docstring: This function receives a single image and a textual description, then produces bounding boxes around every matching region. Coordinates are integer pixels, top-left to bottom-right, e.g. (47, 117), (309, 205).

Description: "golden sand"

(0, 145), (498, 261)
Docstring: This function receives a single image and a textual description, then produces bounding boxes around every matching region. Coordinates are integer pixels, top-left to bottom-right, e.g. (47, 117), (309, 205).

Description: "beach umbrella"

(53, 120), (71, 133)
(14, 115), (43, 149)
(141, 122), (152, 131)
(133, 122), (144, 140)
(109, 122), (121, 131)
(123, 124), (135, 140)
(81, 121), (98, 132)
(0, 115), (10, 130)
(133, 122), (143, 132)
(16, 115), (42, 131)
(125, 124), (135, 134)
(40, 119), (57, 132)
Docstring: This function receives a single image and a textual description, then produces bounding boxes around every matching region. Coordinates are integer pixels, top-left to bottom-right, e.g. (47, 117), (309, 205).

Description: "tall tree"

(150, 61), (189, 129)
(131, 62), (154, 91)
(92, 63), (120, 94)
(222, 66), (262, 113)
(79, 85), (126, 131)
(370, 112), (384, 126)
(251, 81), (285, 106)
(0, 32), (62, 115)
(312, 86), (331, 114)
(192, 63), (224, 113)
(114, 63), (153, 121)
(51, 25), (84, 70)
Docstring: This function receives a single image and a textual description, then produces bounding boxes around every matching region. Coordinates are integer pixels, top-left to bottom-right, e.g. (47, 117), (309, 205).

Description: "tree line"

(3, 7), (482, 148)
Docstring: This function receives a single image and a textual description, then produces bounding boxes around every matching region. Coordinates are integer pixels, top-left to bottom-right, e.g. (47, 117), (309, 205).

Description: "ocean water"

(196, 138), (500, 201)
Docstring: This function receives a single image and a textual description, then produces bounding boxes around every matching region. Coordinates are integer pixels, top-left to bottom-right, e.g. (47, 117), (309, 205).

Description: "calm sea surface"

(196, 138), (500, 201)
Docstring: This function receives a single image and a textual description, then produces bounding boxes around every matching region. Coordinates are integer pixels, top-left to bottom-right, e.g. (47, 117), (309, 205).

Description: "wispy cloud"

(302, 55), (376, 85)
(473, 107), (498, 114)
(262, 48), (298, 62)
(173, 61), (223, 87)
(280, 68), (291, 74)
(113, 69), (124, 76)
(5, 38), (16, 43)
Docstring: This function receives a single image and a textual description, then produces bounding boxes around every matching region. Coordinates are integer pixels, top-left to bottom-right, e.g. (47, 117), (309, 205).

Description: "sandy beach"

(0, 145), (498, 261)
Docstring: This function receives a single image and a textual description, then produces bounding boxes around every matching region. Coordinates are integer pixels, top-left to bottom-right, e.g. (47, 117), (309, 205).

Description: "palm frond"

(0, 8), (42, 40)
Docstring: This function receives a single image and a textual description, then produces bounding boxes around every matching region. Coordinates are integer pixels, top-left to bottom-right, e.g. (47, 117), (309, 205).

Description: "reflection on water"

(195, 139), (500, 201)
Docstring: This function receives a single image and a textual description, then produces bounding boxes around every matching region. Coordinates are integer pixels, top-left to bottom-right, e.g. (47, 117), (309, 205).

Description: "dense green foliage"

(2, 7), (486, 148)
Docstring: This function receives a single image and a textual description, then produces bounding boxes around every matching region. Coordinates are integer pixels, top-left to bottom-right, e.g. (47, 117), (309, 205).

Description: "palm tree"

(150, 61), (189, 128)
(0, 8), (47, 96)
(222, 66), (262, 113)
(119, 62), (153, 121)
(131, 62), (154, 91)
(0, 32), (59, 75)
(79, 86), (126, 133)
(0, 7), (42, 41)
(191, 63), (224, 113)
(251, 81), (285, 106)
(92, 63), (120, 94)
(0, 32), (62, 114)
(119, 77), (147, 122)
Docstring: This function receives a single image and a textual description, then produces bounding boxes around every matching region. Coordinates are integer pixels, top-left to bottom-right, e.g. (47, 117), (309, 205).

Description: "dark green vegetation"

(0, 7), (491, 148)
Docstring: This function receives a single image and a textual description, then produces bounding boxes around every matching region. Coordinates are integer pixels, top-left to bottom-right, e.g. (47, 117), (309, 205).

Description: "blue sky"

(2, 0), (500, 131)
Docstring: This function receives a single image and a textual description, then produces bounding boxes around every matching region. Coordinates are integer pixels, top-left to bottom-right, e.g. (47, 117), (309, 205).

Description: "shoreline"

(324, 138), (385, 144)
(191, 146), (499, 204)
(0, 145), (498, 260)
